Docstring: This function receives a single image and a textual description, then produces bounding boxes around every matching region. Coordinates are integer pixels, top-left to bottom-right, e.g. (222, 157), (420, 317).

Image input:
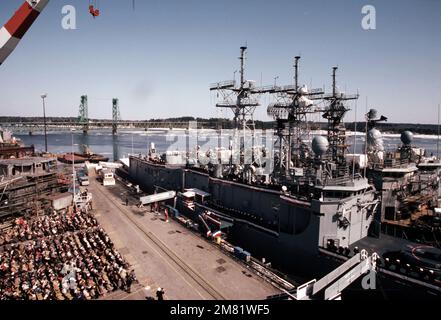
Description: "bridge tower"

(78, 95), (89, 133)
(112, 98), (121, 134)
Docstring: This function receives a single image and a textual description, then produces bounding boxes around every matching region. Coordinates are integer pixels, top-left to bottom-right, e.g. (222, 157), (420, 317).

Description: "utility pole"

(71, 128), (76, 201)
(437, 104), (440, 158)
(41, 93), (48, 153)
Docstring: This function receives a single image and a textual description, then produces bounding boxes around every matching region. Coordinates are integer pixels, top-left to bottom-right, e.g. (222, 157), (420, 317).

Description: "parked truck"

(99, 169), (115, 186)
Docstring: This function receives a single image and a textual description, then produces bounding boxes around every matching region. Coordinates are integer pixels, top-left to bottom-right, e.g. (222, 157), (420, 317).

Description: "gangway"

(267, 250), (378, 300)
(138, 190), (176, 207)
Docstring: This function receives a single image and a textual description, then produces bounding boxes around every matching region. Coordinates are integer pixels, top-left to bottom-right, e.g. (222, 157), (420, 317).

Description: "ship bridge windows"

(323, 188), (371, 199)
(324, 191), (351, 199)
(355, 189), (370, 195)
(383, 172), (406, 178)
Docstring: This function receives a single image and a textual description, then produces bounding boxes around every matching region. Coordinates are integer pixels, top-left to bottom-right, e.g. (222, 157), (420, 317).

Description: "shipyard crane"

(0, 0), (49, 66)
(0, 0), (115, 66)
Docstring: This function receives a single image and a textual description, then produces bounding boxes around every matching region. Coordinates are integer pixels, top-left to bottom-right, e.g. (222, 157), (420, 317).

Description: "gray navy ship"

(127, 47), (441, 299)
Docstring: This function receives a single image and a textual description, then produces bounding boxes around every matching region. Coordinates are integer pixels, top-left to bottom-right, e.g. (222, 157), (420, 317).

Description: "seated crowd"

(0, 209), (137, 300)
(0, 210), (98, 246)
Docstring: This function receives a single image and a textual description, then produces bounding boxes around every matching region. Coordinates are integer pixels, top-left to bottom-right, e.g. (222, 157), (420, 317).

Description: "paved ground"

(87, 173), (280, 300)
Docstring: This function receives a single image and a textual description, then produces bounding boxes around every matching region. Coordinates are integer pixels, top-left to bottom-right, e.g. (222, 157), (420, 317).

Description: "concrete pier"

(87, 173), (280, 300)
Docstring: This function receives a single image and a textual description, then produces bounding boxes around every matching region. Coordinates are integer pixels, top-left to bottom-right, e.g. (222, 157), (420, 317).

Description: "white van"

(79, 176), (90, 186)
(100, 169), (115, 186)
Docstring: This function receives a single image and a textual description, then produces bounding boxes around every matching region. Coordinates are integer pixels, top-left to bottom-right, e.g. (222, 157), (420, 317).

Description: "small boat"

(57, 152), (109, 164)
(58, 144), (109, 164)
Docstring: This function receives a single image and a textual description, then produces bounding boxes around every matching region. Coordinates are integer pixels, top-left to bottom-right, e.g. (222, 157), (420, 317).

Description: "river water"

(15, 129), (441, 162)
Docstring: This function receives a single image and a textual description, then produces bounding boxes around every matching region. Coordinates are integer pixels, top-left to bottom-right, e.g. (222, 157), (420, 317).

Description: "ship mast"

(210, 46), (262, 166)
(322, 67), (358, 178)
(265, 56), (323, 180)
(210, 46), (260, 130)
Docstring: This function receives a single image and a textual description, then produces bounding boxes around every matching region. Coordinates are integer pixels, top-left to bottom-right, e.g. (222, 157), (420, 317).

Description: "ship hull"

(130, 158), (326, 274)
(57, 152), (109, 164)
(128, 156), (441, 299)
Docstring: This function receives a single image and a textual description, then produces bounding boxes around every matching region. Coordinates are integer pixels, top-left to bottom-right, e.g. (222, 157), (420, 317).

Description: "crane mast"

(0, 0), (49, 66)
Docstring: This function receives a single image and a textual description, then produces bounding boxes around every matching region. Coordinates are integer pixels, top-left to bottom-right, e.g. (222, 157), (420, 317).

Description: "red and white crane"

(0, 0), (140, 66)
(0, 0), (109, 66)
(0, 0), (49, 65)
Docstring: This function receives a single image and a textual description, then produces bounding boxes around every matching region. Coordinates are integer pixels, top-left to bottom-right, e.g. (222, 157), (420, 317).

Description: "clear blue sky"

(0, 0), (440, 123)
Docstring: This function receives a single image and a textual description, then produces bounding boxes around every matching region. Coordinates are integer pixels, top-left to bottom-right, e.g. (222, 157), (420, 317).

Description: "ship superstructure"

(210, 46), (260, 133)
(365, 109), (441, 246)
(129, 47), (380, 278)
(263, 56), (323, 187)
(125, 47), (441, 298)
(207, 46), (270, 184)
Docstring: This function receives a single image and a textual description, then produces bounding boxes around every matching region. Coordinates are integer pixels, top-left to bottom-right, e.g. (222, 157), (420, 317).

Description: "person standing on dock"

(164, 208), (169, 223)
(156, 287), (165, 300)
(129, 269), (138, 283)
(125, 269), (137, 293)
(125, 197), (129, 206)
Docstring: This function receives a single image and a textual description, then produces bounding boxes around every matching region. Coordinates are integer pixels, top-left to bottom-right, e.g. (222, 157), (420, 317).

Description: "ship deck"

(383, 207), (434, 228)
(351, 233), (418, 256)
(87, 170), (281, 300)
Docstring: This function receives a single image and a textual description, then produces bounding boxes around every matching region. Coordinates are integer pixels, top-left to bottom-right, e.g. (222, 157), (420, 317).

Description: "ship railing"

(308, 88), (325, 95)
(215, 101), (235, 108)
(374, 158), (411, 169)
(322, 173), (364, 187)
(251, 85), (276, 93)
(252, 85), (323, 95)
(216, 98), (260, 108)
(209, 80), (236, 90)
(271, 102), (292, 108)
(240, 98), (260, 106)
(281, 85), (296, 92)
(267, 106), (289, 120)
(323, 93), (359, 100)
